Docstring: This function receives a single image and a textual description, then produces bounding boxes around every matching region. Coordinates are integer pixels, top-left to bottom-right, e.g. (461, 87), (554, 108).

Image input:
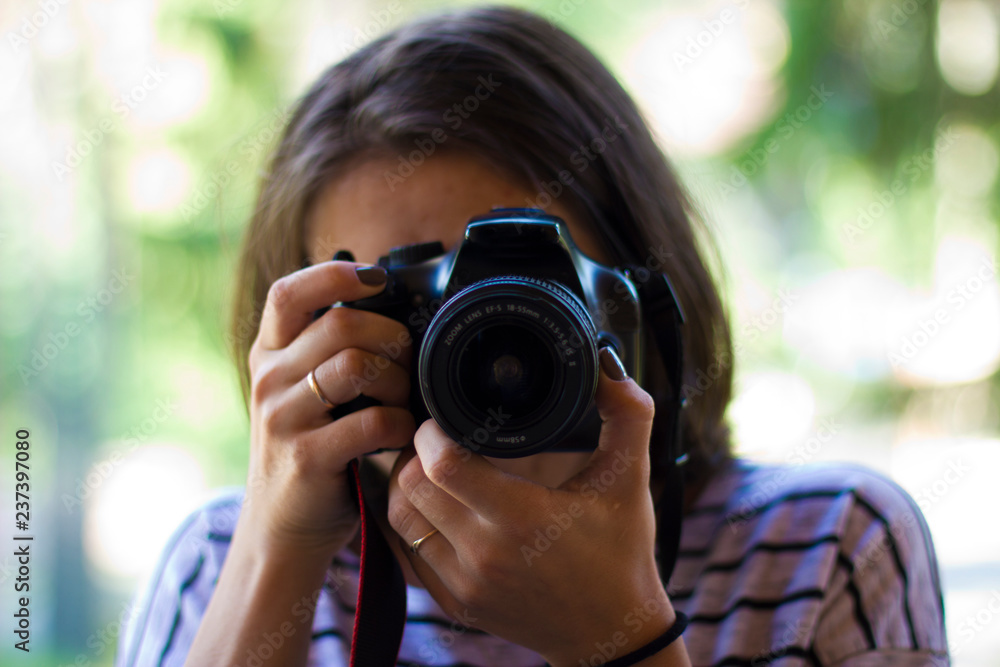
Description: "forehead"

(304, 150), (603, 266)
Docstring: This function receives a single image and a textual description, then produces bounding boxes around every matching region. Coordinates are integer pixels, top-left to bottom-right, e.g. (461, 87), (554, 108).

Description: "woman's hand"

(188, 260), (418, 667)
(242, 260), (416, 560)
(387, 348), (684, 667)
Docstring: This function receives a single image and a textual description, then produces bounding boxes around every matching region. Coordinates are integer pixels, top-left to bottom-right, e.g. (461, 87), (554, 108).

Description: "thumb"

(563, 347), (654, 496)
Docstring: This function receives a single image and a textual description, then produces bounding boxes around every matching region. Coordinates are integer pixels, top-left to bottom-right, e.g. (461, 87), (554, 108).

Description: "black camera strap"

(347, 458), (407, 667)
(345, 270), (686, 667)
(626, 268), (687, 589)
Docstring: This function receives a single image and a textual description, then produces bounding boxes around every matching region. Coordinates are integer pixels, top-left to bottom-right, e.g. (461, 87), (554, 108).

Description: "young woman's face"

(304, 150), (608, 485)
(305, 150), (609, 265)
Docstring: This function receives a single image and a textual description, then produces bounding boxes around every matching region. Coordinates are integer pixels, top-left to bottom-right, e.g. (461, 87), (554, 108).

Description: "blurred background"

(1, 0), (998, 664)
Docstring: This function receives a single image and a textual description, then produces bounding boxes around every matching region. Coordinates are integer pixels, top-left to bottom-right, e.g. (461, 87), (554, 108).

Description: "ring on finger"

(307, 368), (336, 410)
(410, 528), (440, 555)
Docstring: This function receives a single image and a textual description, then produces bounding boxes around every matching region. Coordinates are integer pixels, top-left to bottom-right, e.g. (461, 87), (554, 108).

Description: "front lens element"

(418, 276), (599, 457)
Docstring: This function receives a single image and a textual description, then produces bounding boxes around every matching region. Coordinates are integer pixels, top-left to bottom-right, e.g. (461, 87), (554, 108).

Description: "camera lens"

(456, 323), (559, 425)
(418, 276), (599, 457)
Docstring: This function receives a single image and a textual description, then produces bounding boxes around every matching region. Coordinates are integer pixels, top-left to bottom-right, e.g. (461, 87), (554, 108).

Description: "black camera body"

(338, 208), (645, 458)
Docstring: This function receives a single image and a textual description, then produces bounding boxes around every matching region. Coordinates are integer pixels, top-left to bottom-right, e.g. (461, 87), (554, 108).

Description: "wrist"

(228, 529), (336, 598)
(617, 610), (689, 667)
(188, 511), (344, 666)
(236, 495), (359, 566)
(629, 633), (690, 667)
(544, 592), (679, 667)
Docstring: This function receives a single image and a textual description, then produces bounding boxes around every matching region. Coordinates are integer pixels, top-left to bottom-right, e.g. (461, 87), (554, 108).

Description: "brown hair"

(230, 5), (734, 486)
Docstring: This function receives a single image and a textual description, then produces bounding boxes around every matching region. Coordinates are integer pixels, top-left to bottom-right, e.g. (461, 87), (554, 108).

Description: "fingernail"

(356, 265), (387, 286)
(599, 346), (628, 382)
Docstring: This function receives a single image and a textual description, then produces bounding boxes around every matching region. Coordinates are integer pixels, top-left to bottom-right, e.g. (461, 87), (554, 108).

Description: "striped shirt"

(115, 460), (950, 666)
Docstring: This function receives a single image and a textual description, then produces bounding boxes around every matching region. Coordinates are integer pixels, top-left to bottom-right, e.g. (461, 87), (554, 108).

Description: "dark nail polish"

(356, 266), (387, 286)
(599, 346), (628, 381)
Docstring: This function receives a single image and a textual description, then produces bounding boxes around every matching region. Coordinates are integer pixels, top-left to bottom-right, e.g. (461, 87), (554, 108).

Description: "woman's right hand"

(186, 261), (415, 666)
(240, 260), (417, 560)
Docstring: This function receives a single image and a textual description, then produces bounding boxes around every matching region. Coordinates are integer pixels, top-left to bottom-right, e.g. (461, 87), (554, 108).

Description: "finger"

(256, 261), (388, 351)
(291, 349), (409, 423)
(387, 449), (461, 568)
(393, 446), (475, 536)
(284, 305), (413, 377)
(384, 455), (470, 620)
(398, 538), (465, 623)
(401, 546), (467, 623)
(294, 406), (416, 469)
(412, 420), (545, 525)
(563, 347), (654, 497)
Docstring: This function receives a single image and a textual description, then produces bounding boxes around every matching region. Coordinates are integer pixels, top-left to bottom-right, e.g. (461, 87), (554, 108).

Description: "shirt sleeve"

(811, 467), (950, 666)
(115, 491), (243, 667)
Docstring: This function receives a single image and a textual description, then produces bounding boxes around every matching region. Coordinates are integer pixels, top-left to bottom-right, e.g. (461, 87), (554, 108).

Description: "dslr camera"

(332, 208), (645, 458)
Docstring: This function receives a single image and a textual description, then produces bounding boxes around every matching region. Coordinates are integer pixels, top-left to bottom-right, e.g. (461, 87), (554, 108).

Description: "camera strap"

(347, 457), (407, 667)
(345, 271), (686, 667)
(626, 268), (687, 589)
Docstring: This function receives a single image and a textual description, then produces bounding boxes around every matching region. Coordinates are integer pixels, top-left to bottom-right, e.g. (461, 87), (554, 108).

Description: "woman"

(116, 6), (949, 666)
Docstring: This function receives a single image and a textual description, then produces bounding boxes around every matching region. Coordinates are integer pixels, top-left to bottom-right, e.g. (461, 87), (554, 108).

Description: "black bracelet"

(547, 611), (689, 667)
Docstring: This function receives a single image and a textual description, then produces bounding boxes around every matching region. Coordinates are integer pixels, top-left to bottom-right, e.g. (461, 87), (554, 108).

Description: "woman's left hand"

(386, 349), (680, 667)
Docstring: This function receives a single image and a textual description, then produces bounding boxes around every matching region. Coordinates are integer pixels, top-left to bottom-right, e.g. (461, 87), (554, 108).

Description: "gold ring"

(307, 369), (335, 409)
(410, 528), (440, 554)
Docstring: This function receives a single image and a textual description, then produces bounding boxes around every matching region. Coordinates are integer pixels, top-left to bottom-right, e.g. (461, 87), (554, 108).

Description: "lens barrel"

(418, 276), (599, 457)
